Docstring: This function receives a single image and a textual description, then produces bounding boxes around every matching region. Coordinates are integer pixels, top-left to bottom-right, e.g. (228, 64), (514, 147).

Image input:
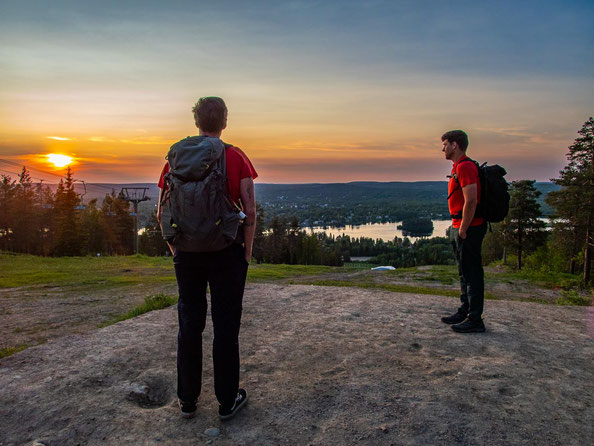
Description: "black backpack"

(449, 158), (510, 223)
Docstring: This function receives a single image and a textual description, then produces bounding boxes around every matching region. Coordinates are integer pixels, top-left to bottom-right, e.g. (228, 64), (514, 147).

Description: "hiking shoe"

(178, 399), (197, 419)
(441, 311), (467, 325)
(452, 318), (486, 333)
(219, 389), (248, 421)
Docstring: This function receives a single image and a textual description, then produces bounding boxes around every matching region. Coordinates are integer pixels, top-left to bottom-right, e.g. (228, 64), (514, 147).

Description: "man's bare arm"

(239, 177), (256, 262)
(459, 183), (478, 239)
(156, 187), (175, 255)
(157, 187), (163, 224)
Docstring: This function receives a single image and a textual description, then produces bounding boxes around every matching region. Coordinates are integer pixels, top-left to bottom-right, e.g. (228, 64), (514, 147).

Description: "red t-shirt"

(448, 155), (484, 228)
(158, 144), (257, 206)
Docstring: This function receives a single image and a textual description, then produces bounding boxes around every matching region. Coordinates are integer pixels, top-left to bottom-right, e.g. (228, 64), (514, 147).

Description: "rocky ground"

(1, 283), (593, 445)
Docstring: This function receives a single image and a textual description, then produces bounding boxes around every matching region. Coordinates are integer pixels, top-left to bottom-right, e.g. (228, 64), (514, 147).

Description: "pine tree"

(12, 167), (38, 253)
(53, 167), (82, 256)
(547, 117), (594, 282)
(505, 180), (546, 269)
(35, 181), (55, 256)
(101, 191), (134, 255)
(138, 211), (169, 256)
(0, 174), (16, 251)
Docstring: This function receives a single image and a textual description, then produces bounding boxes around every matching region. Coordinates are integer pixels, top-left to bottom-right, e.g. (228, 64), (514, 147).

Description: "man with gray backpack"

(157, 97), (257, 420)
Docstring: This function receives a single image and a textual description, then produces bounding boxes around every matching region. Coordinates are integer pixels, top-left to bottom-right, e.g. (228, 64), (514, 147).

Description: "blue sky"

(1, 0), (592, 182)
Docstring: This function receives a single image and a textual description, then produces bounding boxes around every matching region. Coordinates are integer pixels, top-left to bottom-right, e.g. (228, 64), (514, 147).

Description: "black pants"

(174, 243), (248, 407)
(450, 223), (487, 321)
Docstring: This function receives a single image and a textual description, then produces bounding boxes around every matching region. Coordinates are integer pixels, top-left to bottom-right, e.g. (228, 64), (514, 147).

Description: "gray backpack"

(159, 136), (242, 252)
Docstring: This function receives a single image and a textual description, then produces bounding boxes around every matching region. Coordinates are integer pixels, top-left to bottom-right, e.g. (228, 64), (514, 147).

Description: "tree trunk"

(517, 225), (523, 270)
(585, 214), (592, 284)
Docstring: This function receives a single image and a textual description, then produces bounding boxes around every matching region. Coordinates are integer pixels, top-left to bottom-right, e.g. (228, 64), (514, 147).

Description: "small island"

(397, 217), (434, 237)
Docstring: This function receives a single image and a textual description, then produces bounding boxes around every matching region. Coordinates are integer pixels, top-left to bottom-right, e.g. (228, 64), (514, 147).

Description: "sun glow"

(47, 153), (73, 168)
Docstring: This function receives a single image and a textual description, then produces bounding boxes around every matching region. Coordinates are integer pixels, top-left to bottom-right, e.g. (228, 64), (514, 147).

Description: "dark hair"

(441, 130), (469, 151)
(192, 97), (227, 133)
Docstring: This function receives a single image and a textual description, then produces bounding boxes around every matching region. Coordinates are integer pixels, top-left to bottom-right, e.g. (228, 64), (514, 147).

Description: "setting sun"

(47, 154), (73, 168)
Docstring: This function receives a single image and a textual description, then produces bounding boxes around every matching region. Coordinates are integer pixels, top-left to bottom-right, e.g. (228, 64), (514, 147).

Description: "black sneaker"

(452, 318), (486, 333)
(219, 389), (248, 421)
(441, 311), (467, 325)
(178, 399), (197, 419)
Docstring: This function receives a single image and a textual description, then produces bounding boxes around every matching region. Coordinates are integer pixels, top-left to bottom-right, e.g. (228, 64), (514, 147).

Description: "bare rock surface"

(1, 283), (593, 445)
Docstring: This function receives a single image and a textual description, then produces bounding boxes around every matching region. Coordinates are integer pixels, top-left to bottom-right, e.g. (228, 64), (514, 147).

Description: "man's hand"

(459, 228), (467, 239)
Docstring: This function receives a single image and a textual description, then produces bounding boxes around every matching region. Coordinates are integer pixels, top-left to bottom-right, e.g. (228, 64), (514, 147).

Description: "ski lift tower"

(121, 187), (151, 254)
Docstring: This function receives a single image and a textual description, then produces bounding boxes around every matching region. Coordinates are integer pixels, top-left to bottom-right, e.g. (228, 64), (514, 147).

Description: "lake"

(308, 220), (453, 242)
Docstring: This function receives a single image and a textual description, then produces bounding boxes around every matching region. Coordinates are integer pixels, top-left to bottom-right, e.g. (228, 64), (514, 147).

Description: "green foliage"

(399, 217), (433, 236)
(556, 289), (592, 306)
(0, 167), (135, 257)
(138, 212), (169, 256)
(482, 223), (506, 264)
(248, 263), (333, 281)
(0, 344), (29, 359)
(370, 237), (454, 268)
(547, 117), (594, 283)
(0, 253), (175, 289)
(254, 182), (558, 228)
(505, 180), (547, 269)
(112, 293), (178, 323)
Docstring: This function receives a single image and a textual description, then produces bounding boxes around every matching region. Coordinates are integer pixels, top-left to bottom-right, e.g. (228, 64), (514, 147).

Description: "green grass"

(0, 253), (335, 290)
(0, 344), (29, 359)
(556, 290), (592, 306)
(1, 253), (589, 307)
(247, 263), (333, 281)
(100, 293), (178, 327)
(0, 253), (175, 289)
(484, 262), (582, 290)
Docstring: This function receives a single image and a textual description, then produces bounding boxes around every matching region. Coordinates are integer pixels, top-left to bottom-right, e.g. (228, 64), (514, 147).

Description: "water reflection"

(308, 220), (452, 242)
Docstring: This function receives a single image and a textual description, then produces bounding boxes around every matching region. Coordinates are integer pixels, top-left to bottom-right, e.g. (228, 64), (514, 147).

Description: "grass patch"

(0, 253), (175, 289)
(556, 290), (592, 306)
(100, 293), (178, 327)
(247, 263), (333, 281)
(485, 263), (582, 290)
(299, 278), (460, 298)
(0, 344), (29, 359)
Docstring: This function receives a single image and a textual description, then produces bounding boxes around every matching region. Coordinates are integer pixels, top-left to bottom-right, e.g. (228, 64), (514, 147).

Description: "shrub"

(556, 289), (592, 306)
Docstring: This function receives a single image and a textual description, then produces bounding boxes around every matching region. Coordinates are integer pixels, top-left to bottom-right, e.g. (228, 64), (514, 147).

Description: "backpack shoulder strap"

(446, 158), (478, 199)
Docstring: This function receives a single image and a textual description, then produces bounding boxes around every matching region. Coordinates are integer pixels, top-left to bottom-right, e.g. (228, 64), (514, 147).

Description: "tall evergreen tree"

(505, 180), (546, 269)
(101, 191), (134, 255)
(138, 211), (169, 256)
(547, 117), (594, 282)
(35, 181), (55, 256)
(53, 167), (83, 256)
(0, 174), (16, 251)
(12, 167), (38, 253)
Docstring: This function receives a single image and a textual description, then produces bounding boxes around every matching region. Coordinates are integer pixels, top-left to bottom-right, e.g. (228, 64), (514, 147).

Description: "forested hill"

(255, 181), (559, 226)
(70, 181), (558, 227)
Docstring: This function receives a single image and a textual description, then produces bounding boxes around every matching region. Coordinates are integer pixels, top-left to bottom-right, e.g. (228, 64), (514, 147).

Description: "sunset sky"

(1, 0), (592, 184)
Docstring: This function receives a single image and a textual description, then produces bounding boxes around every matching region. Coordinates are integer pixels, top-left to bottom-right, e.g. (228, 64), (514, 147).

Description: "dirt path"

(1, 283), (593, 445)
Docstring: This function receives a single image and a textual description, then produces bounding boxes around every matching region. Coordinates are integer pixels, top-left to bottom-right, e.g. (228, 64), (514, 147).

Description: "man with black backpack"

(440, 130), (488, 333)
(157, 97), (257, 420)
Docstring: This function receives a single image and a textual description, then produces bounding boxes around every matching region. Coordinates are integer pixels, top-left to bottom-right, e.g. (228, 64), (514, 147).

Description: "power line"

(0, 158), (64, 179)
(0, 159), (121, 194)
